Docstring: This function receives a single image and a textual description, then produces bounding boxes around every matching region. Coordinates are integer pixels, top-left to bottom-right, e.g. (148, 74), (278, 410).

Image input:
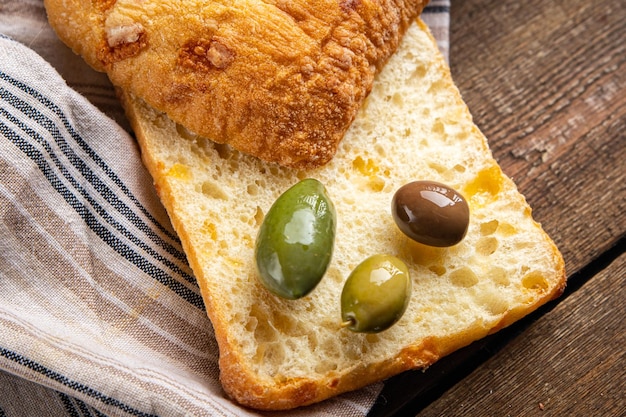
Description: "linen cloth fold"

(0, 1), (450, 416)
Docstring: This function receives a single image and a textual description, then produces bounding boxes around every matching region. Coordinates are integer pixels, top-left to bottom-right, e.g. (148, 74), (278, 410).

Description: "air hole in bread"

(457, 131), (470, 141)
(242, 214), (254, 229)
(449, 267), (479, 288)
(428, 79), (449, 96)
(487, 266), (510, 286)
(476, 236), (498, 256)
(454, 164), (466, 173)
(263, 343), (286, 369)
(250, 304), (274, 342)
(325, 267), (343, 284)
(369, 177), (385, 192)
(253, 206), (264, 227)
(342, 340), (364, 362)
(352, 156), (386, 192)
(214, 142), (234, 160)
(497, 222), (517, 236)
(480, 220), (499, 236)
(411, 63), (428, 79)
(476, 289), (509, 315)
(175, 123), (198, 141)
(356, 244), (369, 258)
(314, 358), (338, 374)
(245, 315), (258, 333)
(201, 221), (218, 241)
(428, 264), (446, 276)
(391, 92), (403, 107)
(228, 160), (239, 171)
(247, 184), (258, 196)
(352, 156), (377, 175)
(522, 272), (549, 292)
(231, 310), (244, 324)
(201, 181), (228, 200)
(313, 339), (341, 373)
(432, 119), (444, 135)
(217, 240), (229, 254)
(307, 332), (319, 353)
(166, 163), (191, 180)
(428, 162), (448, 174)
(465, 165), (503, 197)
(272, 310), (303, 337)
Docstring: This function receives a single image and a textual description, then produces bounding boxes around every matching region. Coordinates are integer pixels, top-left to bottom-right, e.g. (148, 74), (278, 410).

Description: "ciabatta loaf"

(44, 0), (428, 168)
(119, 19), (566, 410)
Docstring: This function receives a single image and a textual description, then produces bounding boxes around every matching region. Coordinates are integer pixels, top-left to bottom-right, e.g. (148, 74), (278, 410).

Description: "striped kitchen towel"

(0, 2), (450, 416)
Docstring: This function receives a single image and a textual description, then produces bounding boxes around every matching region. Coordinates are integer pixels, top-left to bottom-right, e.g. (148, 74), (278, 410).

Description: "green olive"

(255, 178), (336, 299)
(341, 254), (411, 333)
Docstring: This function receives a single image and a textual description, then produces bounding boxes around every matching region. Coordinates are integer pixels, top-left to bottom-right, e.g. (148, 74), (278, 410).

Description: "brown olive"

(392, 181), (469, 247)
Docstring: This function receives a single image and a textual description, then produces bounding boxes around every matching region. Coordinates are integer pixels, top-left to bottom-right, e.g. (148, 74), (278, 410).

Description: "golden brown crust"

(44, 0), (428, 168)
(216, 333), (443, 410)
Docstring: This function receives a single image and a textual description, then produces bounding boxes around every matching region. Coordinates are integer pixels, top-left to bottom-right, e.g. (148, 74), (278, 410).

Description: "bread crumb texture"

(121, 20), (565, 410)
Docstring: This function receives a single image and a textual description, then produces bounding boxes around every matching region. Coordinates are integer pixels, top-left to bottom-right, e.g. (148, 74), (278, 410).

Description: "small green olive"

(341, 254), (411, 333)
(392, 180), (470, 247)
(255, 178), (336, 299)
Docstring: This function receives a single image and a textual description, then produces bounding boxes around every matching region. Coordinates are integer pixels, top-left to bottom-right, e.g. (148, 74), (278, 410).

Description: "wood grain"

(369, 0), (625, 415)
(416, 252), (625, 416)
(449, 0), (626, 273)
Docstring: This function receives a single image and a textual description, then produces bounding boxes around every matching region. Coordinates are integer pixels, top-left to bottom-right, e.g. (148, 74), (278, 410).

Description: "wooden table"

(0, 1), (622, 415)
(369, 0), (626, 415)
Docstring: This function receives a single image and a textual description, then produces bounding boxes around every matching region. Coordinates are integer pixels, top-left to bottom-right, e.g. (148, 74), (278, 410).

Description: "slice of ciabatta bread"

(120, 19), (566, 410)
